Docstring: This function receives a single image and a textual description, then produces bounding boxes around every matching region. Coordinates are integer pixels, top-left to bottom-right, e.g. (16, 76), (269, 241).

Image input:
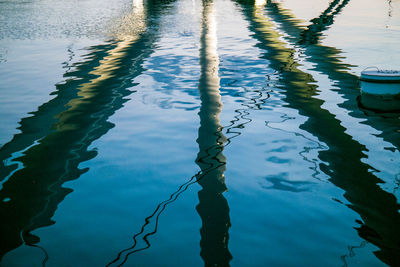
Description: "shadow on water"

(299, 0), (351, 45)
(0, 0), (174, 262)
(235, 0), (400, 265)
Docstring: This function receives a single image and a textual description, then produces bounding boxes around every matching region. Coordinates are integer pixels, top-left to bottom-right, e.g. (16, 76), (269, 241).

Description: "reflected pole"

(0, 0), (166, 259)
(237, 0), (400, 265)
(195, 1), (232, 266)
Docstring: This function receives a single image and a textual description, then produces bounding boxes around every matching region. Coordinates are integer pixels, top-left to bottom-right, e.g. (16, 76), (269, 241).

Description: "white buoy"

(360, 68), (400, 112)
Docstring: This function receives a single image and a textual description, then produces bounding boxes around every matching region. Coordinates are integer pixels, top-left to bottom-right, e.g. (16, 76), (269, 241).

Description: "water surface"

(1, 0), (400, 266)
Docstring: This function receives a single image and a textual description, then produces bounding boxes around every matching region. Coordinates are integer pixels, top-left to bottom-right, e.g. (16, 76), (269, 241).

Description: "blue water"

(1, 0), (400, 266)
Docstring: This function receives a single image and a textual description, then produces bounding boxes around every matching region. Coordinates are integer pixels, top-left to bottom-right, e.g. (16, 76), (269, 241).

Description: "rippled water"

(1, 0), (400, 266)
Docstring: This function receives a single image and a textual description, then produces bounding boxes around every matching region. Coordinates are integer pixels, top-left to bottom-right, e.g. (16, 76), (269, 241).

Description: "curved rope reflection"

(105, 83), (270, 266)
(106, 1), (273, 264)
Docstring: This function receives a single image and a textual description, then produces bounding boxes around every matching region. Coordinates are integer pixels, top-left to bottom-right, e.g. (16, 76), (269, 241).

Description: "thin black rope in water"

(106, 84), (271, 266)
(26, 243), (49, 267)
(340, 240), (368, 267)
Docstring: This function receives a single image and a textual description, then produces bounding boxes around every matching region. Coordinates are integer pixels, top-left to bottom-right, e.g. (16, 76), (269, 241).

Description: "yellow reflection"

(56, 0), (146, 130)
(253, 0), (299, 73)
(201, 1), (220, 96)
(133, 0), (144, 12)
(255, 0), (266, 7)
(252, 3), (400, 265)
(252, 0), (316, 97)
(197, 0), (227, 155)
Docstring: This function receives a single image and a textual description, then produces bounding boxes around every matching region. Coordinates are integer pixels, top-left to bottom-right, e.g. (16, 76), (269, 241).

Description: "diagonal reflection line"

(26, 244), (49, 267)
(0, 0), (176, 261)
(299, 0), (351, 45)
(236, 0), (400, 265)
(265, 0), (400, 150)
(0, 0), (149, 183)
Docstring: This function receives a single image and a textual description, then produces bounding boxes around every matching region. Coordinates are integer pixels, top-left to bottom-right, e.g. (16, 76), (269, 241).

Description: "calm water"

(1, 0), (400, 266)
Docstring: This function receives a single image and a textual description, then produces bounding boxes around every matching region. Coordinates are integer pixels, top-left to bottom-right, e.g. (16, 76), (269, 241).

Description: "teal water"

(1, 0), (400, 266)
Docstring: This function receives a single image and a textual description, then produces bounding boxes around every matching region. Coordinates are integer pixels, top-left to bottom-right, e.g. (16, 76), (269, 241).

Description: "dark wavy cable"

(106, 82), (271, 266)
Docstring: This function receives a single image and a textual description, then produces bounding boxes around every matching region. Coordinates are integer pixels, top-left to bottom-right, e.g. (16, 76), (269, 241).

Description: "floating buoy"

(360, 68), (400, 112)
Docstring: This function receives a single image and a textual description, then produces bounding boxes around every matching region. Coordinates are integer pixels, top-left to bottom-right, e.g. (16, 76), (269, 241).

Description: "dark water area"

(0, 0), (400, 266)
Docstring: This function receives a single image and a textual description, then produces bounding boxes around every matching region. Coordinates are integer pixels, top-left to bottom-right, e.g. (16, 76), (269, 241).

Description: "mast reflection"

(236, 0), (400, 265)
(264, 0), (400, 149)
(196, 0), (232, 265)
(299, 0), (350, 45)
(0, 0), (168, 260)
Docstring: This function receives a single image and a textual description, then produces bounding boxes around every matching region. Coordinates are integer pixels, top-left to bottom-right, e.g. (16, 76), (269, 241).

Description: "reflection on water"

(0, 0), (168, 260)
(196, 0), (231, 265)
(264, 0), (400, 151)
(237, 0), (400, 265)
(264, 173), (314, 192)
(1, 0), (400, 265)
(299, 0), (350, 45)
(107, 1), (233, 265)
